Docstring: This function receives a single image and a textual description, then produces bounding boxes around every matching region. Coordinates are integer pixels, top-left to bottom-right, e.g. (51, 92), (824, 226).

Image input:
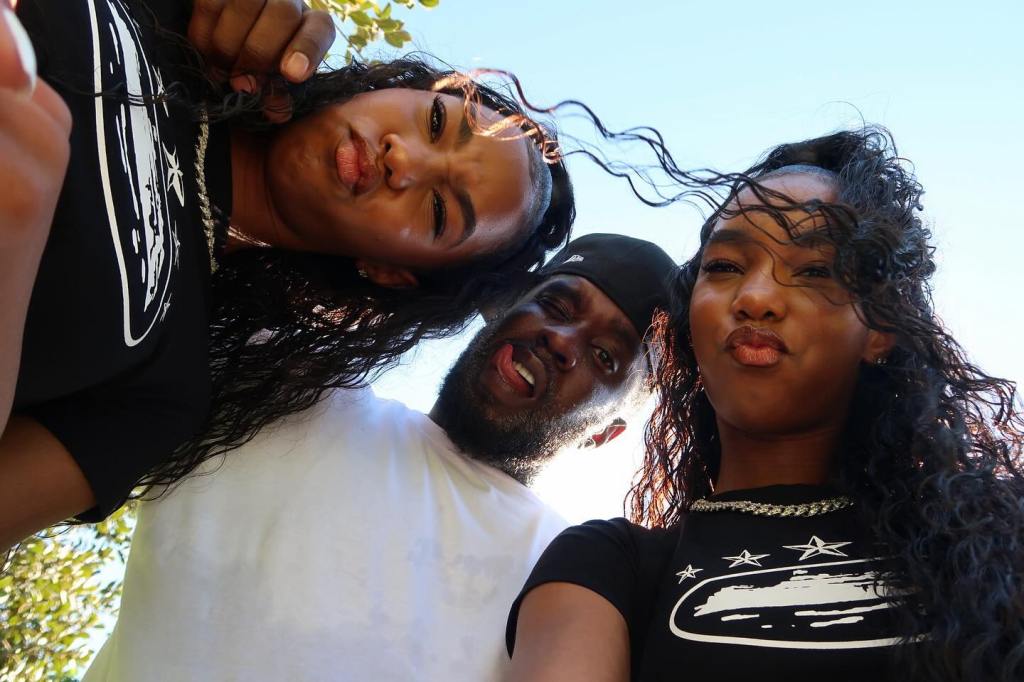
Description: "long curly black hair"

(628, 127), (1024, 681)
(121, 2), (745, 492)
(131, 53), (579, 490)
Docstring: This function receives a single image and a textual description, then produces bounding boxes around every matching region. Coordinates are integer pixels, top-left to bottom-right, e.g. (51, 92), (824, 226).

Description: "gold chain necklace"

(195, 107), (217, 273)
(689, 496), (854, 518)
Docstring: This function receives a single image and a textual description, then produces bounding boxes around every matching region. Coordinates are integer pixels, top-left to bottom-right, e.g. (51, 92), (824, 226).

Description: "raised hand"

(187, 0), (336, 122)
(0, 4), (72, 434)
(0, 5), (71, 250)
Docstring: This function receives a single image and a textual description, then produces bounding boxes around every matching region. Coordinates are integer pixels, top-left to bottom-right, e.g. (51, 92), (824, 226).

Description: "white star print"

(782, 535), (852, 561)
(163, 143), (184, 206)
(722, 549), (770, 568)
(675, 564), (702, 583)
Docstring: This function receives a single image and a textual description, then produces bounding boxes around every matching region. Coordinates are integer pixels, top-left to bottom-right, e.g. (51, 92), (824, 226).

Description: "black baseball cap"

(540, 233), (676, 338)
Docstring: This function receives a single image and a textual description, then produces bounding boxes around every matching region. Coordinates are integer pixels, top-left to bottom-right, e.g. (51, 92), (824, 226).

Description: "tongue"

(495, 343), (531, 396)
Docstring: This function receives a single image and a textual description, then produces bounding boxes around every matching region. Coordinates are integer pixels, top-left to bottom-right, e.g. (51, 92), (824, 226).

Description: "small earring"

(357, 268), (369, 279)
(874, 356), (887, 366)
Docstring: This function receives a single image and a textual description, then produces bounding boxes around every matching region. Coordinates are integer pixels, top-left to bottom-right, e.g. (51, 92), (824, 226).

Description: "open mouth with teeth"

(493, 343), (537, 398)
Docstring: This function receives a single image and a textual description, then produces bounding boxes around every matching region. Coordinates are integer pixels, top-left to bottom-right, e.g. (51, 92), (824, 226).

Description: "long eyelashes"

(701, 259), (740, 274)
(796, 265), (832, 278)
(701, 259), (833, 279)
(429, 94), (446, 142)
(432, 190), (447, 238)
(429, 96), (447, 238)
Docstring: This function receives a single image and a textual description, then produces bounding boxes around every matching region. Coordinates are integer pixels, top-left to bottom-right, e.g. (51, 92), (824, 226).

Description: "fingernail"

(229, 74), (258, 94)
(283, 52), (309, 81)
(1, 7), (36, 96)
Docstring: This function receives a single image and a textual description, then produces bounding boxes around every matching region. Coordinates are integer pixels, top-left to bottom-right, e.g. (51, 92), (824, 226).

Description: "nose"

(730, 266), (787, 322)
(381, 133), (442, 191)
(539, 324), (579, 371)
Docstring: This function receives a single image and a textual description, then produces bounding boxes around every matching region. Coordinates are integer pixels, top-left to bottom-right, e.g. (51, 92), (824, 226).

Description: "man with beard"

(85, 233), (676, 682)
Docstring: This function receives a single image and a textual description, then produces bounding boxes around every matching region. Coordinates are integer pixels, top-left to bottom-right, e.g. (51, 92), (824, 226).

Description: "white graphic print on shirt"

(87, 0), (183, 347)
(669, 535), (909, 650)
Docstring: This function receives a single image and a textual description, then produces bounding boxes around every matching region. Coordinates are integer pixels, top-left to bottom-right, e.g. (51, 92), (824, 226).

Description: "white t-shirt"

(85, 387), (569, 681)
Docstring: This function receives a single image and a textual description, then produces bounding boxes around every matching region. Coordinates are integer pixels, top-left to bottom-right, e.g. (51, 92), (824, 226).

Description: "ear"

(355, 259), (419, 289)
(580, 418), (627, 449)
(861, 328), (896, 365)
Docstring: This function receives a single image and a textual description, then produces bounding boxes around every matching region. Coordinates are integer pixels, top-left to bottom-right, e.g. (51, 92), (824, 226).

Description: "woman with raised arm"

(507, 128), (1024, 681)
(0, 0), (574, 551)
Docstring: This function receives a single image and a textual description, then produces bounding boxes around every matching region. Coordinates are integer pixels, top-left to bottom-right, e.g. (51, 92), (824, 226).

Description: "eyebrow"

(707, 226), (834, 251)
(450, 102), (479, 246)
(706, 227), (750, 246)
(610, 318), (639, 356)
(536, 279), (583, 309)
(452, 188), (477, 247)
(456, 101), (476, 149)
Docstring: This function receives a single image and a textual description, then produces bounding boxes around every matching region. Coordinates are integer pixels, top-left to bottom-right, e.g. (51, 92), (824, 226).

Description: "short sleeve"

(26, 335), (210, 522)
(505, 518), (676, 657)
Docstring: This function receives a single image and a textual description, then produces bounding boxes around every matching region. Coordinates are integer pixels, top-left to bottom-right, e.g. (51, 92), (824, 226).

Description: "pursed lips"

(724, 325), (790, 368)
(335, 129), (380, 195)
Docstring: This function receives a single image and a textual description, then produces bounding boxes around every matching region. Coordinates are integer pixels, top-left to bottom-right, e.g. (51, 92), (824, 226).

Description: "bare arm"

(0, 416), (94, 552)
(0, 6), (72, 434)
(507, 582), (630, 682)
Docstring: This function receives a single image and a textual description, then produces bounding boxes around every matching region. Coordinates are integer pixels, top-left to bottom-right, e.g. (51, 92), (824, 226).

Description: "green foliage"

(0, 506), (135, 682)
(305, 0), (440, 63)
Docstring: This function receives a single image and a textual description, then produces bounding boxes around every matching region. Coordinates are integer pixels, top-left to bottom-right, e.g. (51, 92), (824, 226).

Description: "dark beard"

(433, 322), (598, 484)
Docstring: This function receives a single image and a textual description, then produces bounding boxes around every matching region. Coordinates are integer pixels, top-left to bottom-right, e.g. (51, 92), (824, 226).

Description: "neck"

(713, 420), (842, 494)
(229, 129), (301, 252)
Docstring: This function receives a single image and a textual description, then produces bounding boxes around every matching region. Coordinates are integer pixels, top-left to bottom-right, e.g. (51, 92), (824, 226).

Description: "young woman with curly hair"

(506, 128), (1024, 681)
(0, 0), (574, 551)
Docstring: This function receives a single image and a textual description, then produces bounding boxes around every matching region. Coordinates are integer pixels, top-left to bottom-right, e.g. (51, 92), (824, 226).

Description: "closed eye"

(537, 295), (571, 321)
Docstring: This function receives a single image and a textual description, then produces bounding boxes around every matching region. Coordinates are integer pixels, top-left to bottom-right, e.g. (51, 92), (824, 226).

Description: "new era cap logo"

(564, 254), (584, 264)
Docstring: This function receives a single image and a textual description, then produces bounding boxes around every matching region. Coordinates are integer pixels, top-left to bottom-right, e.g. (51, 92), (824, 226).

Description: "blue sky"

(371, 0), (1024, 519)
(82, 0), (1023, 670)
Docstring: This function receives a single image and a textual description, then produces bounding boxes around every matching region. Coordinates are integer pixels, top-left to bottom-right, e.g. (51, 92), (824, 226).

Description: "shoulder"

(522, 517), (678, 613)
(552, 518), (677, 561)
(507, 518), (679, 655)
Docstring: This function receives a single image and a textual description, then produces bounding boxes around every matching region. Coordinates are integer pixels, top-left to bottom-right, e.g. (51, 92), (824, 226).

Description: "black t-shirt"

(508, 485), (908, 681)
(13, 0), (232, 520)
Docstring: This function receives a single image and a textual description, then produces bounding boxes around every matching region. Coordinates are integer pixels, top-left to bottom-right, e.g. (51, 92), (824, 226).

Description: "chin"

(716, 403), (797, 435)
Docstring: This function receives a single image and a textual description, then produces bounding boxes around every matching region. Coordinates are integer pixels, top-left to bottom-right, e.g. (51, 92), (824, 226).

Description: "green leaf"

(349, 10), (372, 25)
(385, 29), (412, 47)
(418, 0), (440, 7)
